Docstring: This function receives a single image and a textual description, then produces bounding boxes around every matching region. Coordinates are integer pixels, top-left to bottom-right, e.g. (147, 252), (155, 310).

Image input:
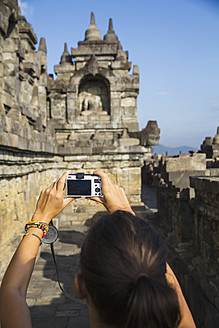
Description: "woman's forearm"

(1, 228), (42, 294)
(166, 264), (196, 328)
(0, 228), (42, 328)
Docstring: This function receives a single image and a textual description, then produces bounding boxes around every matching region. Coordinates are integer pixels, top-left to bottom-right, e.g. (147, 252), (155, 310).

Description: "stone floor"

(26, 184), (157, 328)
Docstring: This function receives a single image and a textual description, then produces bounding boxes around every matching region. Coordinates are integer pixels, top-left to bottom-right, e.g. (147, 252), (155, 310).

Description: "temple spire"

(38, 37), (47, 53)
(109, 18), (113, 31)
(90, 11), (95, 24)
(104, 18), (118, 42)
(84, 12), (102, 41)
(60, 43), (72, 64)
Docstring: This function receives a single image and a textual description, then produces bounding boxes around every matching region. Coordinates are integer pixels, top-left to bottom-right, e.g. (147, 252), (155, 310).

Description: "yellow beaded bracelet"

(25, 221), (49, 238)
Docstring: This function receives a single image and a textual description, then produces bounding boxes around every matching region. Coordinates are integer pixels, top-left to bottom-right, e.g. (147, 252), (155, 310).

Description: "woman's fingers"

(56, 171), (69, 193)
(33, 172), (73, 223)
(93, 170), (134, 214)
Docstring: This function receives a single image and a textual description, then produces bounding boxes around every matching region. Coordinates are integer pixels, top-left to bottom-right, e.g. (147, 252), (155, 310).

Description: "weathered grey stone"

(201, 127), (219, 159)
(129, 120), (160, 146)
(154, 154), (219, 328)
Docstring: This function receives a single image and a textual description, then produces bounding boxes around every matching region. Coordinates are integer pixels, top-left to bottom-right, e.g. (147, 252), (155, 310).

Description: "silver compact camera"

(66, 173), (102, 198)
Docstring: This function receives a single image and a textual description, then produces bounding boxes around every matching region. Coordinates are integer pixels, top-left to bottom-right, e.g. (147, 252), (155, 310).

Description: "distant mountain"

(152, 144), (197, 156)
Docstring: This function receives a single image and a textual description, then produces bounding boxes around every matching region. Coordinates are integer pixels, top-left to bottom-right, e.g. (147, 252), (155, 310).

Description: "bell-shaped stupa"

(84, 12), (102, 41)
(104, 18), (118, 42)
(60, 43), (73, 64)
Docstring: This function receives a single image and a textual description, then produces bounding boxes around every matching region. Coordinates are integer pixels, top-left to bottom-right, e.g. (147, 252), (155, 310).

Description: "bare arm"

(0, 172), (73, 328)
(166, 264), (196, 328)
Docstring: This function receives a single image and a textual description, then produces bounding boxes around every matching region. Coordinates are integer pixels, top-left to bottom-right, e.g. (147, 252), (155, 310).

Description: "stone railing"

(155, 154), (219, 327)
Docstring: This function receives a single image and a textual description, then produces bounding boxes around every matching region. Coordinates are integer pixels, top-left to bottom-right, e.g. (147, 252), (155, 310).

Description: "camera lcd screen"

(67, 180), (91, 196)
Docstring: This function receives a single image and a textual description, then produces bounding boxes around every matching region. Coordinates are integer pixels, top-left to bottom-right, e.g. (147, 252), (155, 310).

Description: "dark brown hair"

(80, 211), (181, 328)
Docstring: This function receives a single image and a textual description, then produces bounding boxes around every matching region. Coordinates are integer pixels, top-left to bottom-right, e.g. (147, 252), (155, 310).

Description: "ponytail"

(80, 211), (181, 328)
(126, 275), (181, 328)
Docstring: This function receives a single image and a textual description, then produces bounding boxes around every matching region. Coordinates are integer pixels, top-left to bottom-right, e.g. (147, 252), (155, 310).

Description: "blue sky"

(18, 0), (219, 149)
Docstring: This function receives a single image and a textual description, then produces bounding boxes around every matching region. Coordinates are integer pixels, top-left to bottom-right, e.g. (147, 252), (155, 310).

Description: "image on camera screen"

(67, 180), (91, 196)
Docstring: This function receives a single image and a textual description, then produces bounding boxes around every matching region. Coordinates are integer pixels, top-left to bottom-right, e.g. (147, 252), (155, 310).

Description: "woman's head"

(79, 211), (180, 328)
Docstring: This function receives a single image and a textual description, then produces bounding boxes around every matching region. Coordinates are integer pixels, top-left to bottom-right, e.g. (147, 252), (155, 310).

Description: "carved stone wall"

(0, 2), (159, 278)
(0, 0), (55, 152)
(155, 153), (219, 327)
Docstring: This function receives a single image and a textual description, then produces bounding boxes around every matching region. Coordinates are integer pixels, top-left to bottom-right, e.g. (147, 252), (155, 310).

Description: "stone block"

(121, 97), (136, 107)
(165, 153), (206, 172)
(3, 37), (19, 52)
(7, 132), (18, 147)
(3, 52), (17, 62)
(0, 63), (3, 78)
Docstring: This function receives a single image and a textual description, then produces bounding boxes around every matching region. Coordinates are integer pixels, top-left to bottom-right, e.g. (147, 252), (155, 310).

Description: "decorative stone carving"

(81, 92), (104, 114)
(0, 0), (18, 38)
(0, 0), (50, 151)
(129, 120), (160, 146)
(47, 12), (160, 155)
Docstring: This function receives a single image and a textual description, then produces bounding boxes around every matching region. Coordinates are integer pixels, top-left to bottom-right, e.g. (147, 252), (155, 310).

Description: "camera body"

(66, 173), (102, 198)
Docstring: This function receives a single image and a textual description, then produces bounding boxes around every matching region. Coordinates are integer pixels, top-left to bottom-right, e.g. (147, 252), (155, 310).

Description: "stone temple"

(48, 12), (160, 155)
(0, 1), (159, 274)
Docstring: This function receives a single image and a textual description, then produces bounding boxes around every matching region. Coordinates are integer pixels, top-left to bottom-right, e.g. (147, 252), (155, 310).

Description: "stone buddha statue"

(80, 91), (107, 116)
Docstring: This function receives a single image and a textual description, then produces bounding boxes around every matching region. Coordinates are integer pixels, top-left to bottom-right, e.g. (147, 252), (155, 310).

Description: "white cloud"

(18, 0), (34, 18)
(155, 91), (170, 96)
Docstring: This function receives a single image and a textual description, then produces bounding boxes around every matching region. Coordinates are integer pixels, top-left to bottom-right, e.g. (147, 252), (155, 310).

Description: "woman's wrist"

(31, 214), (52, 225)
(107, 205), (135, 215)
(26, 227), (44, 237)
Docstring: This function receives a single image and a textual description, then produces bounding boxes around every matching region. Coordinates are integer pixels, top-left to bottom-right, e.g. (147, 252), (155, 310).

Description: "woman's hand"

(0, 172), (74, 328)
(90, 170), (135, 215)
(32, 171), (73, 224)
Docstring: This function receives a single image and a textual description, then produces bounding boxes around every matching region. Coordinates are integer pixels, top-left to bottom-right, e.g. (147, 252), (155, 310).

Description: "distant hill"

(152, 144), (197, 156)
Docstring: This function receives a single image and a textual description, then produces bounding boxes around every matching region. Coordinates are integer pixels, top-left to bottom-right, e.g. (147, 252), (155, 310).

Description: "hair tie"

(134, 273), (149, 284)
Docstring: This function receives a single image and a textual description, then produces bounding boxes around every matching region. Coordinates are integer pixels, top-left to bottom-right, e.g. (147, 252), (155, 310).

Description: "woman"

(0, 171), (196, 328)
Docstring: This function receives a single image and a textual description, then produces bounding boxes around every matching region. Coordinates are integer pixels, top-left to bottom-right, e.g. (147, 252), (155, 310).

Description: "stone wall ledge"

(162, 170), (207, 190)
(190, 176), (219, 194)
(63, 154), (146, 163)
(0, 162), (67, 178)
(0, 131), (56, 153)
(163, 153), (206, 172)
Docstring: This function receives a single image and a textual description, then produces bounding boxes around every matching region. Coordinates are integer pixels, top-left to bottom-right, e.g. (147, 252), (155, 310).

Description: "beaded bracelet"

(25, 221), (49, 238)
